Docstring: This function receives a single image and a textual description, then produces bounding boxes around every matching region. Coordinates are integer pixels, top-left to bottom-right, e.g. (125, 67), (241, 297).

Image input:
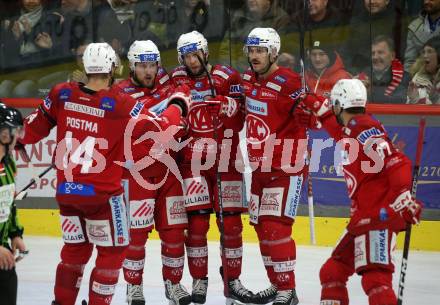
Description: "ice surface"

(17, 236), (440, 304)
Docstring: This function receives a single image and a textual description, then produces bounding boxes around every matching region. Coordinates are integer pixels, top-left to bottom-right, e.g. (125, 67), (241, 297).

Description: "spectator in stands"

(219, 0), (290, 71)
(404, 0), (440, 71)
(357, 35), (411, 104)
(284, 0), (351, 66)
(305, 41), (351, 97)
(58, 0), (94, 57)
(166, 0), (224, 48)
(278, 52), (296, 71)
(407, 37), (440, 104)
(95, 0), (164, 55)
(0, 0), (63, 69)
(346, 0), (404, 74)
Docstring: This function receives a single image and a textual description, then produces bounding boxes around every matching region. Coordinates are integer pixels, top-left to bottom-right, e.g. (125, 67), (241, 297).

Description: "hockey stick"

(196, 54), (230, 297)
(397, 117), (426, 305)
(15, 147), (54, 200)
(306, 143), (316, 245)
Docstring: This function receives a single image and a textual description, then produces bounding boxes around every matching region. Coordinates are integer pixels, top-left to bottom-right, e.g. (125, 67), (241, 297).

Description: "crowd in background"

(0, 0), (439, 105)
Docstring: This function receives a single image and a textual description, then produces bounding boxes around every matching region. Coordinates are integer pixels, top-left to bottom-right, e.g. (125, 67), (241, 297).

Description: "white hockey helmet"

(177, 31), (208, 64)
(243, 27), (281, 57)
(330, 79), (367, 109)
(82, 42), (117, 74)
(127, 40), (161, 71)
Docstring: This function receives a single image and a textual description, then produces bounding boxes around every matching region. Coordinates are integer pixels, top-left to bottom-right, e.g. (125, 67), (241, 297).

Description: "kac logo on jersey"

(58, 182), (96, 196)
(357, 127), (384, 145)
(251, 89), (258, 96)
(130, 101), (144, 118)
(289, 88), (306, 101)
(59, 89), (72, 101)
(274, 75), (287, 83)
(246, 114), (270, 144)
(195, 82), (203, 88)
(99, 97), (115, 111)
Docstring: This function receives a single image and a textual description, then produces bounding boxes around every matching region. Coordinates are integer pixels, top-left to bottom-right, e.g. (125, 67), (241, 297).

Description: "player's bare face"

(422, 45), (438, 74)
(183, 51), (205, 75)
(134, 62), (158, 88)
(248, 46), (270, 74)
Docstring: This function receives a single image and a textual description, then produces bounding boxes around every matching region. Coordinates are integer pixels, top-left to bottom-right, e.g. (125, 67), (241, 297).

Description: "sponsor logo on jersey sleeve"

(159, 74), (169, 84)
(222, 65), (234, 74)
(57, 182), (96, 196)
(229, 84), (242, 94)
(99, 97), (115, 111)
(149, 98), (168, 115)
(246, 97), (268, 115)
(60, 215), (86, 243)
(43, 97), (52, 109)
(130, 101), (145, 118)
(242, 74), (251, 81)
(356, 127), (384, 145)
(190, 89), (212, 103)
(195, 82), (203, 88)
(251, 89), (258, 96)
(289, 88), (306, 101)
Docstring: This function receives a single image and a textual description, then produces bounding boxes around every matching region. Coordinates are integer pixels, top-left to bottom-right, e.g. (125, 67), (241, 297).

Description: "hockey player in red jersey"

(18, 42), (190, 305)
(115, 40), (192, 305)
(170, 31), (254, 305)
(299, 78), (423, 305)
(242, 28), (318, 305)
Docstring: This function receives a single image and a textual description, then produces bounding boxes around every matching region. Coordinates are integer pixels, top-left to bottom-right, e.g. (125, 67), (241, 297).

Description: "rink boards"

(19, 209), (440, 251)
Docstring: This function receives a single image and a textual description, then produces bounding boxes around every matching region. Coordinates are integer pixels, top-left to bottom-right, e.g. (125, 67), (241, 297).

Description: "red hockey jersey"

(20, 82), (181, 203)
(114, 67), (175, 178)
(242, 67), (315, 174)
(170, 64), (244, 170)
(320, 113), (412, 233)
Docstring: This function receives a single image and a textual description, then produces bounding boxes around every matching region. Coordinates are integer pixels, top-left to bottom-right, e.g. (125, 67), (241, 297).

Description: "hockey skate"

(191, 277), (208, 304)
(219, 266), (255, 305)
(126, 283), (145, 305)
(164, 279), (192, 305)
(251, 284), (277, 304)
(272, 289), (299, 305)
